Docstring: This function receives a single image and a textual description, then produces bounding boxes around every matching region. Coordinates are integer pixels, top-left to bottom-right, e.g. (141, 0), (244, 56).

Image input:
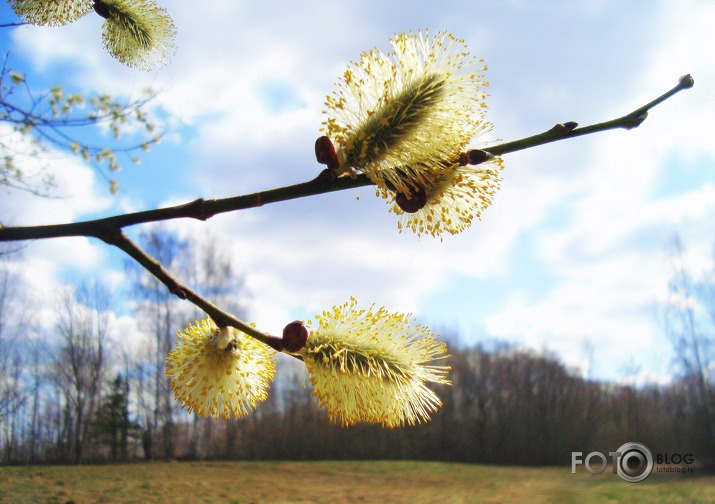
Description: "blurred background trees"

(662, 236), (715, 464)
(1, 234), (713, 466)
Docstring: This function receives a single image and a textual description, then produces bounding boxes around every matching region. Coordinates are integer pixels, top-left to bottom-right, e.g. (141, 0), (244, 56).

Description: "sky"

(1, 0), (713, 383)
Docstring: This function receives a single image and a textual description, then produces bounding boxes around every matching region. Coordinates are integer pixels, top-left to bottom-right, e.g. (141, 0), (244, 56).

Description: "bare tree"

(126, 227), (189, 460)
(24, 339), (46, 464)
(53, 283), (110, 463)
(0, 252), (33, 463)
(664, 235), (715, 460)
(0, 262), (20, 422)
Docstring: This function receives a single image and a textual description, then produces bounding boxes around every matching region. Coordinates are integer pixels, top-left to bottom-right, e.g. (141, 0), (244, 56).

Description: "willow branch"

(0, 75), (693, 351)
(0, 175), (370, 240)
(0, 74), (693, 243)
(487, 74), (694, 156)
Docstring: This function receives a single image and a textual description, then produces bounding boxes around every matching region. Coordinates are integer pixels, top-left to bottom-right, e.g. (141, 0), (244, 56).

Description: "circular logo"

(615, 442), (653, 483)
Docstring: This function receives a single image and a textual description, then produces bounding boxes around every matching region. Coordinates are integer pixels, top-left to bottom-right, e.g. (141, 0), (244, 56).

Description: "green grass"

(0, 461), (713, 503)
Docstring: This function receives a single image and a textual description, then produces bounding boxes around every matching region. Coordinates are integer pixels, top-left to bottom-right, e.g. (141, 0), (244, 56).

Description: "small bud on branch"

(282, 320), (308, 353)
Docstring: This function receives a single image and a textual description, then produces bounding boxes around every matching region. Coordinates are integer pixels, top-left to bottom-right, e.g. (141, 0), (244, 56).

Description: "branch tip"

(679, 74), (694, 89)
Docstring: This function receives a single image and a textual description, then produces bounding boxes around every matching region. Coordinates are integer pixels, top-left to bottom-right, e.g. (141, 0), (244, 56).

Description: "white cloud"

(484, 249), (671, 378)
(478, 0), (714, 380)
(4, 1), (713, 382)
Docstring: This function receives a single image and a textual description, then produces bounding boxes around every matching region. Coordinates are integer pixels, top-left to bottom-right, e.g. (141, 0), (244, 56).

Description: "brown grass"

(1, 460), (713, 503)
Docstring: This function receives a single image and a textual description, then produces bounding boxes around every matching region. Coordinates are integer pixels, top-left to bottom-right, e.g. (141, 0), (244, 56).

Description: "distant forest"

(2, 231), (713, 467)
(2, 343), (713, 467)
(189, 344), (715, 468)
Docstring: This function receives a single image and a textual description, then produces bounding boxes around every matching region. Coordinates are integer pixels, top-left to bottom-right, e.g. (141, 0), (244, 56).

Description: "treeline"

(2, 343), (713, 467)
(176, 347), (714, 467)
(1, 231), (714, 467)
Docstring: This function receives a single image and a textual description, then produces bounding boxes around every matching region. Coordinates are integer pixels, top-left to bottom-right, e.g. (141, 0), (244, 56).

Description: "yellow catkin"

(10, 0), (93, 26)
(297, 298), (450, 428)
(396, 155), (505, 238)
(322, 30), (504, 237)
(98, 0), (176, 70)
(166, 318), (276, 419)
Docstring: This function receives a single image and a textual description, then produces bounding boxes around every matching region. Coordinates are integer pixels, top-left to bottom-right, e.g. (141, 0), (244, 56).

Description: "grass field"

(1, 460), (713, 503)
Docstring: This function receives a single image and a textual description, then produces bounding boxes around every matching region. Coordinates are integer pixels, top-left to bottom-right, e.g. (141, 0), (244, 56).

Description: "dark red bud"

(464, 149), (489, 166)
(395, 186), (427, 213)
(93, 0), (111, 19)
(282, 320), (308, 353)
(315, 136), (340, 170)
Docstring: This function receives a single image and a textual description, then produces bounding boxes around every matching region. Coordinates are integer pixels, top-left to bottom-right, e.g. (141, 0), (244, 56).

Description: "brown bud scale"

(315, 136), (340, 170)
(395, 186), (427, 213)
(465, 149), (489, 166)
(282, 320), (308, 353)
(93, 0), (111, 19)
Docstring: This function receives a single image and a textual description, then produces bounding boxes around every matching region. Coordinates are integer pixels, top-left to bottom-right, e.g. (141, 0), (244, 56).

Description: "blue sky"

(1, 0), (713, 383)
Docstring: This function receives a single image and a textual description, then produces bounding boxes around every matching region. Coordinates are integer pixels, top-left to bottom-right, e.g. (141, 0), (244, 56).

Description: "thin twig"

(486, 74), (694, 156)
(97, 228), (285, 352)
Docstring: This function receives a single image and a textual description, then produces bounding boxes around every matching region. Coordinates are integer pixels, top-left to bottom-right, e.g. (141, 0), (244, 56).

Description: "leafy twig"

(1, 59), (162, 193)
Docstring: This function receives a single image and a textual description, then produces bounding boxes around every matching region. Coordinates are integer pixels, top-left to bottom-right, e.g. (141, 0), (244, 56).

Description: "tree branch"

(0, 75), (693, 351)
(0, 74), (693, 242)
(486, 74), (694, 156)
